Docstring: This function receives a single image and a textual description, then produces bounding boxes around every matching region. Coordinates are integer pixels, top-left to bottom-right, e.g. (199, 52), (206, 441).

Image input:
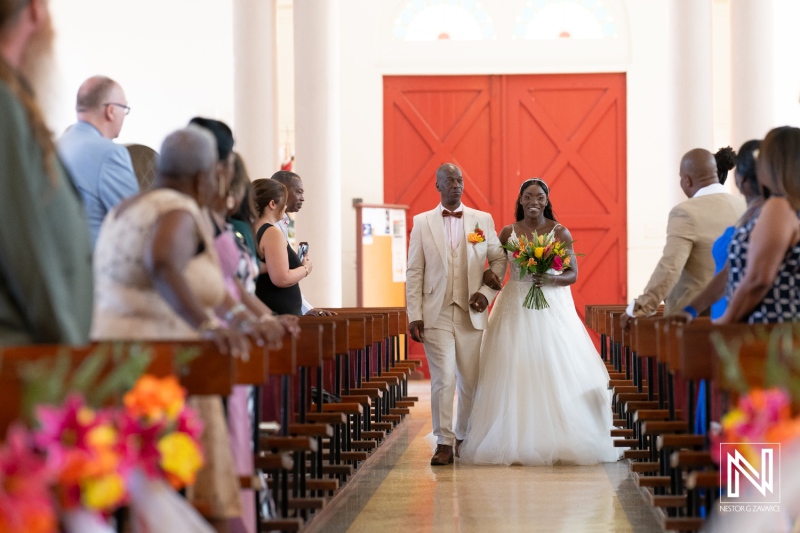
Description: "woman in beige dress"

(92, 127), (280, 532)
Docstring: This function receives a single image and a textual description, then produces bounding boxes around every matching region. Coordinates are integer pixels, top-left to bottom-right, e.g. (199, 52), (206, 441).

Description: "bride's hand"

(531, 273), (554, 288)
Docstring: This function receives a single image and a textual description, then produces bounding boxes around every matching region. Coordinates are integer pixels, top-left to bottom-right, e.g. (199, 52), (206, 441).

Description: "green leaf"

(67, 349), (110, 396)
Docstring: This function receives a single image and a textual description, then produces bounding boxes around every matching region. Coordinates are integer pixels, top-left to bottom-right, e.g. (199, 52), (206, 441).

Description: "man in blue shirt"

(58, 76), (139, 247)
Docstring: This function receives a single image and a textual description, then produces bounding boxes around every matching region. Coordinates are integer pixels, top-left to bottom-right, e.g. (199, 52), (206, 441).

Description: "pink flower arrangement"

(711, 388), (800, 481)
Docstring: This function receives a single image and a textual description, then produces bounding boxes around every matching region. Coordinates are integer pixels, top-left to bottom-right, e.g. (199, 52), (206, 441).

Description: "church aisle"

(304, 381), (663, 533)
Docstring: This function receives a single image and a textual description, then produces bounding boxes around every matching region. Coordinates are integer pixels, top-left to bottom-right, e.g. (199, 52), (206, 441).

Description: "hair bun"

(715, 146), (737, 172)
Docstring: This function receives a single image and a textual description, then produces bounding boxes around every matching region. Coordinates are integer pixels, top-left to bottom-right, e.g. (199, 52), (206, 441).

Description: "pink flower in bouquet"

(512, 250), (520, 259)
(35, 395), (109, 457)
(0, 424), (57, 533)
(117, 413), (165, 479)
(552, 255), (563, 271)
(177, 406), (204, 441)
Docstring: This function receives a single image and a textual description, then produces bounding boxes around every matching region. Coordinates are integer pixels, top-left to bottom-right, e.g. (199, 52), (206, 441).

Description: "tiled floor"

(305, 381), (663, 533)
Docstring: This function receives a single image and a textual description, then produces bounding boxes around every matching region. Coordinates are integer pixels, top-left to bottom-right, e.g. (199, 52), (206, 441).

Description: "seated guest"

(0, 0), (92, 346)
(92, 126), (264, 532)
(253, 178), (312, 316)
(58, 76), (139, 248)
(679, 140), (763, 321)
(622, 148), (745, 329)
(717, 126), (800, 324)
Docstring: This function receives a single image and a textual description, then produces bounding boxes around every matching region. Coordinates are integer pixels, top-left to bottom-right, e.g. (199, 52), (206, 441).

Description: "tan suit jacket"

(406, 206), (506, 330)
(632, 193), (745, 316)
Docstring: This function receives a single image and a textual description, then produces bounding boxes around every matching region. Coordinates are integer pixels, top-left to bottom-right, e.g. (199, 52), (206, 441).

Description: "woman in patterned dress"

(717, 126), (800, 324)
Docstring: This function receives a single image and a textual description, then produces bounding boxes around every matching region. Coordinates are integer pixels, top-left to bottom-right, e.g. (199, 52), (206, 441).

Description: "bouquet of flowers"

(501, 229), (575, 310)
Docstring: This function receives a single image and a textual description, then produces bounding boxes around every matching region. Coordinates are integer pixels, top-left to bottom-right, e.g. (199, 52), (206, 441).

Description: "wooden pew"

(0, 341), (237, 436)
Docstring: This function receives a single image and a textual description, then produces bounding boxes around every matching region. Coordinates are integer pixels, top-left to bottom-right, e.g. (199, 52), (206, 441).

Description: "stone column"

(292, 0), (342, 307)
(730, 0), (775, 149)
(670, 0), (714, 203)
(233, 0), (279, 178)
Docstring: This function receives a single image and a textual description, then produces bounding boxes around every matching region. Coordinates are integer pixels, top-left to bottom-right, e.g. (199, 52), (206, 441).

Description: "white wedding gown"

(459, 231), (621, 466)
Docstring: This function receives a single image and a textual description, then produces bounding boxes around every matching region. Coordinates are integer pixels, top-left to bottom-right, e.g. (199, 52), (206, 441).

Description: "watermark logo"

(719, 443), (780, 505)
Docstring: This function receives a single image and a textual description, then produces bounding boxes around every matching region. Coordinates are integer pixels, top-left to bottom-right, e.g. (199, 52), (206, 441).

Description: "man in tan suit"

(406, 163), (506, 465)
(622, 148), (745, 327)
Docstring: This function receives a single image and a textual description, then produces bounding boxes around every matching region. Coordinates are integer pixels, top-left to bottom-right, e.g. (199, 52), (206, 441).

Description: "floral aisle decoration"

(0, 348), (205, 532)
(500, 229), (578, 309)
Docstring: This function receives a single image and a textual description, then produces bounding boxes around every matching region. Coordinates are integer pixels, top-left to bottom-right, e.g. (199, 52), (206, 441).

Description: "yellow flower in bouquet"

(158, 432), (204, 489)
(124, 375), (186, 422)
(81, 472), (126, 511)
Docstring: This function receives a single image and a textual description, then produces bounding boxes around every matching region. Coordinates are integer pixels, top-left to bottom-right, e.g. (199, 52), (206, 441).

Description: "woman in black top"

(253, 179), (312, 316)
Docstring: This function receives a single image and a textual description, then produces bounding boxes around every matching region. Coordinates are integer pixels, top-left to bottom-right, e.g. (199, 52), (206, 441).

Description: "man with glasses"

(58, 75), (139, 248)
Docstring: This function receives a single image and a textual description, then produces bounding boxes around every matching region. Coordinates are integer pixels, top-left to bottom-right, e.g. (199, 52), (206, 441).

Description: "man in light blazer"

(58, 76), (138, 248)
(622, 148), (745, 328)
(406, 163), (506, 466)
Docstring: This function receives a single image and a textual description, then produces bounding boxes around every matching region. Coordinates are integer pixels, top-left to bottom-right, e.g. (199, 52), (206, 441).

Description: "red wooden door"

(504, 73), (628, 323)
(384, 74), (627, 371)
(383, 76), (503, 224)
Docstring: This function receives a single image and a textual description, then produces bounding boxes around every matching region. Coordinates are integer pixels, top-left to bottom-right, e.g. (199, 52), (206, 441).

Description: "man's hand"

(409, 320), (425, 343)
(468, 293), (489, 313)
(305, 308), (336, 316)
(483, 270), (503, 291)
(620, 313), (632, 332)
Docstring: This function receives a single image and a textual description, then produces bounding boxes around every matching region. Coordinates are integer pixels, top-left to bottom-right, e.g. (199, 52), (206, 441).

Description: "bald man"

(58, 76), (138, 248)
(623, 148), (745, 325)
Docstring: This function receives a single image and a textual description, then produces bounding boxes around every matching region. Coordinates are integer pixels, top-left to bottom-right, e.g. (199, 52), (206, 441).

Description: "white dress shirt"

(439, 203), (464, 252)
(692, 183), (727, 198)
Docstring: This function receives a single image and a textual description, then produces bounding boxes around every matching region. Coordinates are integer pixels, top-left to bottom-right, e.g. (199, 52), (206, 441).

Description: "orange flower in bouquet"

(123, 375), (185, 423)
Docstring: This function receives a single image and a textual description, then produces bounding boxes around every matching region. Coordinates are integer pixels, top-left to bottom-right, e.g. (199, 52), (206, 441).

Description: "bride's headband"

(520, 178), (549, 195)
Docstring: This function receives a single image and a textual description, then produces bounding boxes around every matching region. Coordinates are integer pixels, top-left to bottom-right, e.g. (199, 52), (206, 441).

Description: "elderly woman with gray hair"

(91, 126), (275, 532)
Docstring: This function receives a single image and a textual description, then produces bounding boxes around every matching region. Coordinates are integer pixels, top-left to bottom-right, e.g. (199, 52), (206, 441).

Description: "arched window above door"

(513, 0), (617, 40)
(393, 0), (496, 41)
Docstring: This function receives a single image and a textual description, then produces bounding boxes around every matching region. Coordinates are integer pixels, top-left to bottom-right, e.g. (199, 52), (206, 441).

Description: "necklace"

(519, 218), (546, 235)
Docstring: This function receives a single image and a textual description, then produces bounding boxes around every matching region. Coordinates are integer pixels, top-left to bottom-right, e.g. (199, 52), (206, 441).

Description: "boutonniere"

(467, 223), (486, 244)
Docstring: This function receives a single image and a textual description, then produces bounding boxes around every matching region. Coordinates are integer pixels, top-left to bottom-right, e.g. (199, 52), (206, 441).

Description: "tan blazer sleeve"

(632, 205), (696, 316)
(406, 216), (425, 323)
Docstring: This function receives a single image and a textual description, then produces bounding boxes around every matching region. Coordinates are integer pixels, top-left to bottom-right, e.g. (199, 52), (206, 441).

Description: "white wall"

(49, 0), (234, 150)
(773, 0), (800, 129)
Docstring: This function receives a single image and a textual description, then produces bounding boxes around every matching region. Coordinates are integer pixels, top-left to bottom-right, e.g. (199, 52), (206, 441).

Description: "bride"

(458, 178), (620, 466)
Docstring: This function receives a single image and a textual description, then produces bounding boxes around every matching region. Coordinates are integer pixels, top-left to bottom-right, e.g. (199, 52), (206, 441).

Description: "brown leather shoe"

(455, 439), (463, 458)
(431, 444), (454, 466)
